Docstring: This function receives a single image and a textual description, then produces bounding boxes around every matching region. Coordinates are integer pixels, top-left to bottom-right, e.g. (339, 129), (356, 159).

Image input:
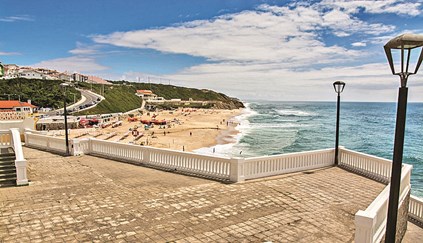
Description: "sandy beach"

(70, 108), (243, 152)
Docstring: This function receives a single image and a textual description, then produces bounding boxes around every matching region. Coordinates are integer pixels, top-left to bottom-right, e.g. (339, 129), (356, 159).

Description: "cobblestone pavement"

(0, 147), (421, 242)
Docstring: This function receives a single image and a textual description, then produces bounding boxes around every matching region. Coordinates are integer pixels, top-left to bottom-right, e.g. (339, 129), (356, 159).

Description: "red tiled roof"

(0, 100), (37, 109)
(136, 90), (153, 94)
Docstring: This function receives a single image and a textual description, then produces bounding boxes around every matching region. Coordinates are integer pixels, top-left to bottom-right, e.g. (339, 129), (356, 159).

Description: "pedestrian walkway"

(0, 147), (421, 242)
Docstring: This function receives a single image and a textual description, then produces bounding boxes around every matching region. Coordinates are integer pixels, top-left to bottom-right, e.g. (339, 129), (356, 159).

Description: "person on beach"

(190, 132), (192, 136)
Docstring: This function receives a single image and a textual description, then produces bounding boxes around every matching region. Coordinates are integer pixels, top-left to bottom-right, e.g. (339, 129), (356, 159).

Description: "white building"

(3, 64), (19, 79)
(18, 69), (45, 79)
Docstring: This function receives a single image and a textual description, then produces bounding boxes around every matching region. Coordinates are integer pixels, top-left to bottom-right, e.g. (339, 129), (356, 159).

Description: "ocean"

(196, 101), (423, 197)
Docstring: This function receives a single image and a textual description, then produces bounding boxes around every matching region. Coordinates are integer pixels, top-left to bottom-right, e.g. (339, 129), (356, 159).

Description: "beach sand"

(71, 108), (243, 152)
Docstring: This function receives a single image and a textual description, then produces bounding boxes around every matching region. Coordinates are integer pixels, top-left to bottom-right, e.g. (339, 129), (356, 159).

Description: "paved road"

(46, 89), (103, 115)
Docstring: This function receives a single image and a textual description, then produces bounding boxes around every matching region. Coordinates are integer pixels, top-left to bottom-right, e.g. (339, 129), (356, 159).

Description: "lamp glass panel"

(388, 47), (423, 74)
(409, 47), (423, 73)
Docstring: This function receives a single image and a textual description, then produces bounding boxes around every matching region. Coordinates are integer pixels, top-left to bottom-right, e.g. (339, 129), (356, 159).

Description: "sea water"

(196, 101), (423, 197)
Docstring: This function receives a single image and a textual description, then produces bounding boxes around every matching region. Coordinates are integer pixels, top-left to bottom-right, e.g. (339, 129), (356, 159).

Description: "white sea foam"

(276, 109), (316, 117)
(194, 103), (256, 157)
(249, 123), (309, 129)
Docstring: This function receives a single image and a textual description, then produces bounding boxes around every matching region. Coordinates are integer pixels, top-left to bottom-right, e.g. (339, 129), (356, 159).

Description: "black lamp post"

(384, 33), (423, 242)
(333, 81), (345, 165)
(60, 83), (70, 156)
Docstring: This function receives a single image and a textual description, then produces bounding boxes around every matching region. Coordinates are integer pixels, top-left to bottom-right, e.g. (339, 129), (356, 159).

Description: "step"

(0, 162), (16, 170)
(0, 156), (16, 162)
(0, 166), (16, 172)
(0, 160), (15, 166)
(0, 175), (16, 181)
(0, 179), (16, 187)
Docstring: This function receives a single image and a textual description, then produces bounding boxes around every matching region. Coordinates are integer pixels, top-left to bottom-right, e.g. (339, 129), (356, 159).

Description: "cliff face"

(212, 94), (245, 109)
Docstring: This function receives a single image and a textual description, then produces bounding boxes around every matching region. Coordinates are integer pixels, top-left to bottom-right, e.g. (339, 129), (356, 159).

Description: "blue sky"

(1, 0), (423, 101)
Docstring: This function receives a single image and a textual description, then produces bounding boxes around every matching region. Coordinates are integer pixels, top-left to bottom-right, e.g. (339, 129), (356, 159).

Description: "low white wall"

(0, 118), (35, 133)
(24, 132), (336, 182)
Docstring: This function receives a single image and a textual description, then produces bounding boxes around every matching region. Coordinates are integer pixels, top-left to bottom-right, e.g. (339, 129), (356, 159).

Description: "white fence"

(339, 148), (392, 184)
(23, 131), (423, 240)
(353, 161), (412, 243)
(25, 132), (67, 154)
(24, 132), (336, 182)
(243, 148), (334, 180)
(409, 195), (423, 226)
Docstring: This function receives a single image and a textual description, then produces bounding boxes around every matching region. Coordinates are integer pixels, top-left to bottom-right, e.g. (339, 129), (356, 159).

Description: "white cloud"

(87, 1), (422, 101)
(0, 51), (20, 56)
(94, 4), (388, 67)
(32, 56), (108, 73)
(161, 62), (406, 102)
(320, 0), (422, 16)
(0, 15), (34, 22)
(69, 42), (99, 55)
(352, 42), (367, 47)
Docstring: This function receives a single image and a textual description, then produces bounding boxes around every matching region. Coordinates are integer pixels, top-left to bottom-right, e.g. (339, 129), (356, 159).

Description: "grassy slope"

(0, 79), (243, 114)
(77, 81), (244, 115)
(76, 83), (140, 115)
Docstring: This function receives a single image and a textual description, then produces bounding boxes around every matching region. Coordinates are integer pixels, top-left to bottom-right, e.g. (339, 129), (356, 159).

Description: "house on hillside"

(18, 69), (45, 80)
(3, 64), (19, 79)
(72, 73), (89, 82)
(136, 90), (158, 100)
(0, 100), (38, 113)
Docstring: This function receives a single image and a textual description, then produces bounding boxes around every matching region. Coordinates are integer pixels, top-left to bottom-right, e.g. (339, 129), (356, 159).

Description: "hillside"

(0, 78), (81, 108)
(0, 78), (244, 114)
(76, 81), (244, 115)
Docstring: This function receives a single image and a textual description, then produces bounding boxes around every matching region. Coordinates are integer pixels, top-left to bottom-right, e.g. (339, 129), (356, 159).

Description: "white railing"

(10, 128), (28, 185)
(354, 164), (412, 243)
(409, 195), (423, 226)
(243, 148), (334, 180)
(23, 132), (337, 182)
(0, 129), (12, 147)
(25, 132), (67, 154)
(147, 146), (232, 180)
(89, 139), (233, 181)
(20, 131), (423, 240)
(339, 148), (392, 184)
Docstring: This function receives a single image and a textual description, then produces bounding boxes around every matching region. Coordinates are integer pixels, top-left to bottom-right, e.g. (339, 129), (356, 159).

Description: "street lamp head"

(333, 81), (346, 94)
(384, 33), (423, 86)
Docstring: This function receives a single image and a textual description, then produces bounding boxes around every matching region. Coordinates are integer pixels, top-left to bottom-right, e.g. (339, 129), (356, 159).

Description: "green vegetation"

(0, 78), (244, 114)
(75, 82), (141, 115)
(76, 81), (244, 114)
(0, 78), (81, 108)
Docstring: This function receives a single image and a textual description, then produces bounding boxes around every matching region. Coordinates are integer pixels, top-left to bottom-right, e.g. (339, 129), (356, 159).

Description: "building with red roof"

(0, 100), (37, 113)
(136, 90), (157, 100)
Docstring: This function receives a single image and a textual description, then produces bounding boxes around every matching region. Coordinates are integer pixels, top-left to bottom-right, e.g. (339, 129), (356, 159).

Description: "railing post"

(142, 147), (151, 164)
(24, 130), (30, 145)
(70, 139), (79, 156)
(337, 146), (345, 166)
(230, 158), (245, 182)
(15, 159), (28, 186)
(355, 210), (376, 243)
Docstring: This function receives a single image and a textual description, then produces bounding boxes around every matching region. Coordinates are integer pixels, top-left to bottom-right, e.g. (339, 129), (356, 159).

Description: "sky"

(1, 0), (423, 102)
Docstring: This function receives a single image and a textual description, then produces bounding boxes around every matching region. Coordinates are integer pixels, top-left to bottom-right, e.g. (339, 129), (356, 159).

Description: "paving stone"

(0, 147), (422, 242)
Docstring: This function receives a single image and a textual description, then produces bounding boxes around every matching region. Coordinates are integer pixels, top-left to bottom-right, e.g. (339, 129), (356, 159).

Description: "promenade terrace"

(1, 147), (421, 242)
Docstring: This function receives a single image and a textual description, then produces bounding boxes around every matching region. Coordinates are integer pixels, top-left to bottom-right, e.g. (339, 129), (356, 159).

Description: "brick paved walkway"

(0, 147), (421, 242)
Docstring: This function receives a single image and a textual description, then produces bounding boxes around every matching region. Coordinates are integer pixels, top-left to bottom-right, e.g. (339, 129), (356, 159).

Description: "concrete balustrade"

(243, 148), (334, 180)
(339, 147), (392, 184)
(23, 131), (423, 241)
(409, 195), (423, 227)
(353, 161), (412, 242)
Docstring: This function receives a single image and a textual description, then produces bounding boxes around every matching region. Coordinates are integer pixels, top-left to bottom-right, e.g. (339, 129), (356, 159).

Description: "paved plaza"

(0, 147), (421, 242)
